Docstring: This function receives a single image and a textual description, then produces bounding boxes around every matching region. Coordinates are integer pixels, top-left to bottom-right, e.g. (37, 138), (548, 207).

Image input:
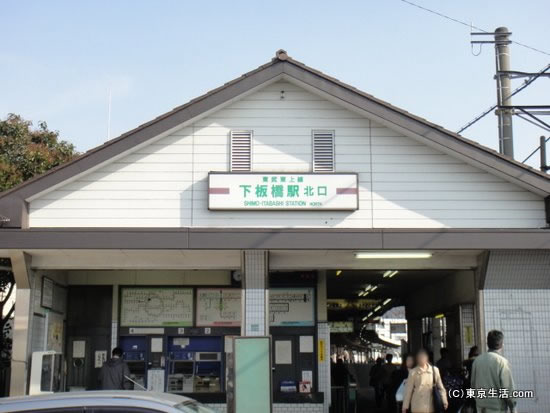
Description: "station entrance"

(325, 265), (479, 412)
(12, 247), (489, 413)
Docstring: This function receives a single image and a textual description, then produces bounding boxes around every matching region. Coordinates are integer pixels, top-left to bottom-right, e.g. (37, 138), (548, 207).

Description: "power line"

(399, 0), (550, 57)
(457, 63), (550, 133)
(522, 136), (550, 163)
(516, 114), (550, 133)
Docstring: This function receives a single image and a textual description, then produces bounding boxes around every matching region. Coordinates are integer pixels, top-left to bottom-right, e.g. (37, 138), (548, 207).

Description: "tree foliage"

(0, 114), (76, 191)
(0, 113), (78, 362)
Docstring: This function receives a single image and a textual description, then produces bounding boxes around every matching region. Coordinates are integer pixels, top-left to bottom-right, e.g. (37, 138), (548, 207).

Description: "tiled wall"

(204, 403), (324, 413)
(317, 322), (330, 413)
(482, 250), (550, 413)
(484, 250), (550, 289)
(483, 289), (550, 413)
(243, 250), (268, 336)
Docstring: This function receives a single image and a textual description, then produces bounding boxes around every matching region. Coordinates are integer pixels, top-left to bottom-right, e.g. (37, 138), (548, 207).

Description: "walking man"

(471, 330), (516, 413)
(99, 347), (131, 390)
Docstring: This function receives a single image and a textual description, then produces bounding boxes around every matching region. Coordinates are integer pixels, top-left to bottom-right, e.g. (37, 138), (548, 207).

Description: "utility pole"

(540, 136), (549, 173)
(494, 27), (514, 158)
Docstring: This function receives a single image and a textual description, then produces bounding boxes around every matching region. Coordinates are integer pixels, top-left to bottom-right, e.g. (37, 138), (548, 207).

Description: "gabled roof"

(1, 49), (549, 228)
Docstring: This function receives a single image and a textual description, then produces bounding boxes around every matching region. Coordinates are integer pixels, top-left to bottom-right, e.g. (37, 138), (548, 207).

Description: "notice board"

(196, 288), (241, 327)
(120, 288), (193, 327)
(269, 288), (315, 326)
(233, 337), (272, 413)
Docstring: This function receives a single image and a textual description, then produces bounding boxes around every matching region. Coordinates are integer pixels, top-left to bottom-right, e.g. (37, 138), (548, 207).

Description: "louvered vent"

(313, 130), (335, 172)
(230, 130), (252, 171)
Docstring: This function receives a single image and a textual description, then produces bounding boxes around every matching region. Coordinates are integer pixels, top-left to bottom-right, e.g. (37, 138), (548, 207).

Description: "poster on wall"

(47, 312), (64, 353)
(269, 288), (315, 327)
(196, 289), (241, 327)
(120, 288), (193, 327)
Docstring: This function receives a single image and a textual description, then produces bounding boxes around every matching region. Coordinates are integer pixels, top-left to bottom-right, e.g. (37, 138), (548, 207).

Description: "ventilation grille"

(313, 130), (335, 172)
(230, 130), (252, 171)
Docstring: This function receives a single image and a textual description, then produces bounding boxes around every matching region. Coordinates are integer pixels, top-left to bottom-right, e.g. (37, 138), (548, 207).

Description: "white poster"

(196, 289), (241, 327)
(95, 350), (107, 368)
(299, 336), (314, 353)
(151, 337), (163, 353)
(72, 340), (86, 358)
(270, 288), (315, 326)
(275, 340), (292, 365)
(209, 173), (358, 210)
(147, 369), (165, 392)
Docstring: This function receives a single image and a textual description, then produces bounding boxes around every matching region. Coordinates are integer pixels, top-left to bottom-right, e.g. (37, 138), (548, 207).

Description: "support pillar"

(9, 251), (33, 396)
(241, 250), (269, 336)
(316, 271), (330, 413)
(406, 318), (422, 353)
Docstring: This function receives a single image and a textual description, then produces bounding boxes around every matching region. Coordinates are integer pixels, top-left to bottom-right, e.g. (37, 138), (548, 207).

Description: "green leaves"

(0, 113), (77, 191)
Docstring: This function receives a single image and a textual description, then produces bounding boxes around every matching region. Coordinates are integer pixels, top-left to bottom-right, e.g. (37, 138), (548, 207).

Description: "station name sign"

(208, 172), (358, 210)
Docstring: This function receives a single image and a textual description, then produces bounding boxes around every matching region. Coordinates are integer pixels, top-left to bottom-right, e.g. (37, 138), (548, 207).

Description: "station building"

(1, 50), (549, 413)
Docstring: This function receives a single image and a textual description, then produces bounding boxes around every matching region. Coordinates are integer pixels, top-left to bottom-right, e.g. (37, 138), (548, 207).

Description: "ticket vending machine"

(194, 351), (222, 393)
(166, 337), (195, 393)
(166, 336), (223, 393)
(120, 336), (147, 390)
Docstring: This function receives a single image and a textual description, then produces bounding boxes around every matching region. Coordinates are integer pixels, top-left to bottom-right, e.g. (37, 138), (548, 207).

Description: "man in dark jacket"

(99, 347), (131, 390)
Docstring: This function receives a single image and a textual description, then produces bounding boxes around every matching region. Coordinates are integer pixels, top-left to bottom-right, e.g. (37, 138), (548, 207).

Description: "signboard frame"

(208, 171), (359, 211)
(41, 276), (54, 309)
(196, 288), (242, 327)
(269, 287), (316, 327)
(119, 287), (194, 328)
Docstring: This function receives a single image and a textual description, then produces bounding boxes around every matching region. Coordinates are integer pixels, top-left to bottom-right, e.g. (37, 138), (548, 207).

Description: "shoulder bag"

(432, 365), (445, 413)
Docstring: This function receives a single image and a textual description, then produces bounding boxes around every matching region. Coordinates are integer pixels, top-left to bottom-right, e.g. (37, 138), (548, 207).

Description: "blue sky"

(1, 0), (549, 167)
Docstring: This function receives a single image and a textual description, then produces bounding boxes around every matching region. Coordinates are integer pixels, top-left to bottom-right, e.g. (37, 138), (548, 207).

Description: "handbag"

(432, 365), (445, 413)
(395, 379), (406, 402)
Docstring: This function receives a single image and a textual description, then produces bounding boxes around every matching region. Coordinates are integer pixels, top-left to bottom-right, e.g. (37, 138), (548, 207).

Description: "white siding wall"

(29, 80), (545, 228)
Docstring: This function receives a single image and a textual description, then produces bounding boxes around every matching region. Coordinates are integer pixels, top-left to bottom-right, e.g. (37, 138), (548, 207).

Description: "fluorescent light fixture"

(371, 286), (378, 292)
(374, 305), (381, 311)
(358, 291), (364, 297)
(435, 313), (445, 319)
(362, 316), (368, 321)
(388, 271), (398, 278)
(364, 285), (372, 291)
(363, 291), (370, 296)
(383, 298), (392, 305)
(383, 270), (399, 278)
(367, 312), (373, 317)
(355, 251), (433, 259)
(336, 270), (342, 277)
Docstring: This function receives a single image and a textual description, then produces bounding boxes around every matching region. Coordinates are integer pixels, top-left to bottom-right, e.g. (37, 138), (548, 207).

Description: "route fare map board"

(120, 288), (194, 327)
(196, 288), (241, 327)
(270, 288), (315, 326)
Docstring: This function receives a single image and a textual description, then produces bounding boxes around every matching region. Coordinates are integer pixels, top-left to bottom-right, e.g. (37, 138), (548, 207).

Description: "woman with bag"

(402, 349), (448, 413)
(392, 354), (415, 412)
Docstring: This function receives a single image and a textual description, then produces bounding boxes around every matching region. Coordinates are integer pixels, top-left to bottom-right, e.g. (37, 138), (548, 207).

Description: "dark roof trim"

(1, 228), (549, 250)
(1, 50), (549, 228)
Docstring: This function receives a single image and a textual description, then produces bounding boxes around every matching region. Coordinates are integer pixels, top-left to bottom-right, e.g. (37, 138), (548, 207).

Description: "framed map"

(120, 288), (193, 327)
(269, 288), (315, 327)
(196, 288), (241, 327)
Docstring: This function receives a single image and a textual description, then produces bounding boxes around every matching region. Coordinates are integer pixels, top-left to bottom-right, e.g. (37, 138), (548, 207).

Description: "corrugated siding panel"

(29, 80), (545, 228)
